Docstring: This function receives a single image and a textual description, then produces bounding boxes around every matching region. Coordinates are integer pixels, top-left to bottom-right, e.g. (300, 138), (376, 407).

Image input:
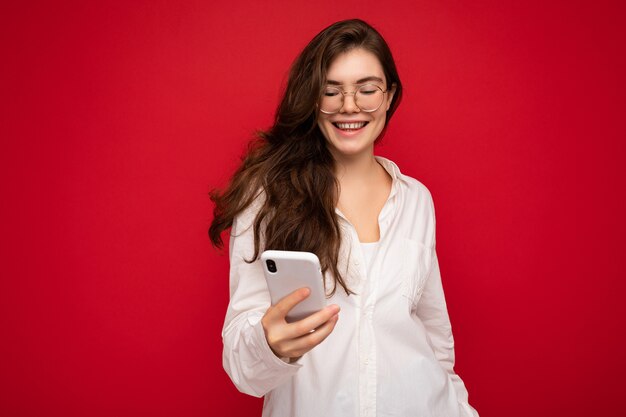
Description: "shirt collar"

(374, 155), (408, 200)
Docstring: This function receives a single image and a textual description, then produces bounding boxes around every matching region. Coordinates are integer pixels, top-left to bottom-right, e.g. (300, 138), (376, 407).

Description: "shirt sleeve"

(416, 252), (479, 417)
(221, 202), (301, 397)
(415, 193), (479, 417)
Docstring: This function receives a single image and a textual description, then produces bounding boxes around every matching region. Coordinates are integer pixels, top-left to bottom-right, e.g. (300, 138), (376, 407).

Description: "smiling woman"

(209, 19), (479, 417)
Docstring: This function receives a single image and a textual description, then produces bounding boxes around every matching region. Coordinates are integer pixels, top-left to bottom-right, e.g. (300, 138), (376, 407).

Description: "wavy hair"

(209, 19), (403, 295)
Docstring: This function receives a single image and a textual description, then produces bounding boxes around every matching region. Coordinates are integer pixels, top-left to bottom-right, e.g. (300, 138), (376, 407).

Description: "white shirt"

(222, 156), (479, 417)
(360, 241), (380, 276)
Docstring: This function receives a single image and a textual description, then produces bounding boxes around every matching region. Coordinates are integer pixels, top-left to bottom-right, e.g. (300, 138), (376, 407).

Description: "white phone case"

(261, 250), (327, 322)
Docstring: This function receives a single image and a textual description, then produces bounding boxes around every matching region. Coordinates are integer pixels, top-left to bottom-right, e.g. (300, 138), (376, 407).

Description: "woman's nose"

(340, 93), (360, 113)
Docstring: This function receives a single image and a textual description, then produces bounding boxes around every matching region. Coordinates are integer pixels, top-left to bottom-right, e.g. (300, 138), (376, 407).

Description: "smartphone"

(261, 250), (327, 323)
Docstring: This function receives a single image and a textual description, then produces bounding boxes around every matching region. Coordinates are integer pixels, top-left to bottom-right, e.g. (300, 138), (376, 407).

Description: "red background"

(2, 1), (625, 416)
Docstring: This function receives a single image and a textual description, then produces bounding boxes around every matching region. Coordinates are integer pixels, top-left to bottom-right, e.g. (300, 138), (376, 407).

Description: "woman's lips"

(332, 121), (369, 136)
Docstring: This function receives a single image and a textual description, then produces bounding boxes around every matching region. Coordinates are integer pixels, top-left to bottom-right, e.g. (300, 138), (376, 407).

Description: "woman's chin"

(328, 141), (373, 160)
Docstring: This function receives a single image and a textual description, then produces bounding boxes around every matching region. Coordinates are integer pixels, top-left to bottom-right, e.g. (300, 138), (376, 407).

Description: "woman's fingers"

(286, 304), (341, 338)
(261, 287), (341, 358)
(281, 313), (340, 357)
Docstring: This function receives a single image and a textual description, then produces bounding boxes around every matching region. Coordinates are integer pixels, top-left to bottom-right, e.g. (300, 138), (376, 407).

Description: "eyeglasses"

(319, 84), (388, 114)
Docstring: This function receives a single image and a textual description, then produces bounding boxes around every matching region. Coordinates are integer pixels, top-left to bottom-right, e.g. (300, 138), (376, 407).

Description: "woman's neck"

(333, 152), (380, 184)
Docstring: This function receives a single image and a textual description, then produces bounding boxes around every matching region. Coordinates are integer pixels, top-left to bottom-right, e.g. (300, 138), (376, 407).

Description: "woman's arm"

(416, 251), (479, 417)
(221, 205), (301, 397)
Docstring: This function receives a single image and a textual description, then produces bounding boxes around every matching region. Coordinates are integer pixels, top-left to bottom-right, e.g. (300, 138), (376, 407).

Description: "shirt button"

(354, 259), (360, 266)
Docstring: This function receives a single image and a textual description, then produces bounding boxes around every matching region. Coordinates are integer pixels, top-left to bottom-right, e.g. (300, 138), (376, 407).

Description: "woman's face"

(317, 48), (395, 161)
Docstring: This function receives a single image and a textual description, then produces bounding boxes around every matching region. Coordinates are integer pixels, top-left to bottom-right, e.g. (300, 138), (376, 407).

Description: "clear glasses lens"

(320, 87), (343, 113)
(319, 84), (384, 114)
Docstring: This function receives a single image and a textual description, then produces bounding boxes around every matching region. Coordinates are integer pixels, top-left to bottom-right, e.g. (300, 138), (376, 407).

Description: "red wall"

(2, 1), (625, 416)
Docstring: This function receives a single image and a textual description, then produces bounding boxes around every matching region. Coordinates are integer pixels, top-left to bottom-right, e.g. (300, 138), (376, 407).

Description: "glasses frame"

(319, 83), (389, 115)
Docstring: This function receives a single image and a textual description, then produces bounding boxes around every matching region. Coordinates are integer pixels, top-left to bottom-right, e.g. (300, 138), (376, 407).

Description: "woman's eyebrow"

(326, 76), (384, 85)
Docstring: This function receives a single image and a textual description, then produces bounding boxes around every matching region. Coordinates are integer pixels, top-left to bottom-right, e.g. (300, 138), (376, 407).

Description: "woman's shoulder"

(232, 187), (267, 228)
(400, 173), (433, 202)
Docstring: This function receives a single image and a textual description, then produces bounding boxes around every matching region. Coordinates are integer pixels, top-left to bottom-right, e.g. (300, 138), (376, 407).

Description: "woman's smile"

(332, 120), (370, 135)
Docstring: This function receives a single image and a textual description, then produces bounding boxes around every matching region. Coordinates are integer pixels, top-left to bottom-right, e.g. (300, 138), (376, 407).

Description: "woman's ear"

(386, 83), (397, 111)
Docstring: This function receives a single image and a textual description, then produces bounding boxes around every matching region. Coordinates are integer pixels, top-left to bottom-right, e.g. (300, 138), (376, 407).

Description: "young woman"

(210, 19), (479, 417)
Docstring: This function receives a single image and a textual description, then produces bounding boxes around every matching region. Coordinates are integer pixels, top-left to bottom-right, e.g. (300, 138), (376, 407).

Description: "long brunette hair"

(209, 19), (403, 295)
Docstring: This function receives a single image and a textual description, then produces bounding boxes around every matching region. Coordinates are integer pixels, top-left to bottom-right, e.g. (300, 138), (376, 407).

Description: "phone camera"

(266, 259), (277, 273)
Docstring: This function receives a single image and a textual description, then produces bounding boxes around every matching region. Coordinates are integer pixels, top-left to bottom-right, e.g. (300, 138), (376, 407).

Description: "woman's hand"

(261, 287), (340, 360)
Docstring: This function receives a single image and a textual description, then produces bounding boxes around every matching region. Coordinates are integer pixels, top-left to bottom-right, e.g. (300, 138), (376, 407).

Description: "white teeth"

(335, 122), (367, 130)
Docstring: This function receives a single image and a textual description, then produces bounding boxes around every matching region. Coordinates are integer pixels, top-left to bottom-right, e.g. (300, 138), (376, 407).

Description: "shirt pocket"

(401, 238), (432, 310)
